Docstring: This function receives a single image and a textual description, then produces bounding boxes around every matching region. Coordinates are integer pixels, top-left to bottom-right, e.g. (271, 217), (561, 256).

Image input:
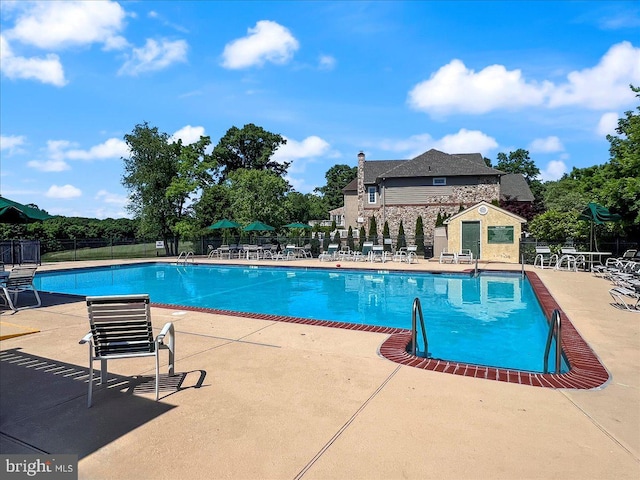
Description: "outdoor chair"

(369, 245), (389, 262)
(609, 286), (640, 313)
(457, 249), (473, 264)
(319, 243), (339, 261)
(533, 246), (558, 269)
(1, 265), (41, 313)
(79, 294), (176, 408)
(439, 250), (457, 264)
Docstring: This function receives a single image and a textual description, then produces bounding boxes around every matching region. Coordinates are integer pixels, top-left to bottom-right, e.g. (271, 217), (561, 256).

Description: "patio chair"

(1, 265), (41, 313)
(369, 245), (389, 262)
(457, 249), (473, 264)
(439, 250), (457, 264)
(533, 246), (558, 269)
(319, 243), (339, 261)
(609, 286), (640, 313)
(79, 294), (176, 407)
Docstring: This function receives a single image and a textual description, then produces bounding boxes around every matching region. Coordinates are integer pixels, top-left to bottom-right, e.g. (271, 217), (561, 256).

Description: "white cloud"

(221, 20), (299, 69)
(27, 159), (70, 172)
(46, 140), (75, 160)
(377, 130), (498, 158)
(408, 41), (640, 115)
(0, 134), (25, 153)
(528, 136), (564, 153)
(119, 38), (188, 75)
(0, 34), (66, 86)
(596, 112), (620, 137)
(171, 125), (206, 145)
(549, 42), (640, 109)
(408, 59), (551, 114)
(318, 55), (336, 70)
(432, 129), (499, 156)
(272, 135), (331, 174)
(65, 138), (130, 160)
(5, 0), (128, 50)
(96, 190), (128, 206)
(539, 159), (568, 182)
(46, 184), (82, 199)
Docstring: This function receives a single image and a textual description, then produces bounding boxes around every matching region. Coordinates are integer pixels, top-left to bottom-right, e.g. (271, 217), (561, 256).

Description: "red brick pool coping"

(153, 269), (609, 390)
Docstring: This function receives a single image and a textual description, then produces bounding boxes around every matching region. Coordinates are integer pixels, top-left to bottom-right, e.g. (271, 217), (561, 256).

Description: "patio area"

(1, 258), (638, 479)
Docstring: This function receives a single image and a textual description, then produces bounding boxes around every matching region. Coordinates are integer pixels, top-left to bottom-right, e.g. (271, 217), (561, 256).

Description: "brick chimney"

(357, 151), (365, 224)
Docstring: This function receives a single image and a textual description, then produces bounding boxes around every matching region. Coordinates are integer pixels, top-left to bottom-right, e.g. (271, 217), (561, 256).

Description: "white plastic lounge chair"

(79, 294), (176, 407)
(439, 250), (457, 264)
(319, 243), (339, 261)
(457, 249), (473, 264)
(369, 245), (390, 262)
(1, 265), (41, 313)
(533, 246), (558, 269)
(609, 286), (640, 312)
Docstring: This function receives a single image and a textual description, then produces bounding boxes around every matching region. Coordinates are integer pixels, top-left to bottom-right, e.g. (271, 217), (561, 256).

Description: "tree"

(122, 122), (181, 255)
(382, 221), (391, 251)
(397, 221), (406, 249)
(314, 164), (357, 211)
(212, 124), (288, 181)
(495, 149), (540, 183)
(368, 217), (378, 244)
(347, 226), (355, 251)
(226, 169), (290, 227)
(358, 226), (366, 250)
(415, 216), (425, 255)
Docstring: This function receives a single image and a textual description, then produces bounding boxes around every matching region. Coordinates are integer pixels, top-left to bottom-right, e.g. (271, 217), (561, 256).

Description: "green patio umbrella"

(578, 202), (621, 251)
(0, 196), (53, 224)
(243, 221), (275, 232)
(207, 219), (241, 229)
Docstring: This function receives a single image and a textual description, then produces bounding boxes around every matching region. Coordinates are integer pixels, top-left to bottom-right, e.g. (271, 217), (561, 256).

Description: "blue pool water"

(34, 263), (566, 373)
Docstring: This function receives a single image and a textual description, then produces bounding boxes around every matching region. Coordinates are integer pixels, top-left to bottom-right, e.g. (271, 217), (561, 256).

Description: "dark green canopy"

(207, 219), (241, 229)
(0, 196), (53, 223)
(243, 221), (275, 232)
(578, 202), (621, 251)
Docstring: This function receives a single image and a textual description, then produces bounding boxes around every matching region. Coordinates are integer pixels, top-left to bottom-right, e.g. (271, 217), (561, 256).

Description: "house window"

(368, 186), (377, 204)
(433, 177), (446, 186)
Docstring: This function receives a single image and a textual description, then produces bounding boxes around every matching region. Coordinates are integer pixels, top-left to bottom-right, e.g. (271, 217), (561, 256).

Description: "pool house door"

(461, 221), (480, 259)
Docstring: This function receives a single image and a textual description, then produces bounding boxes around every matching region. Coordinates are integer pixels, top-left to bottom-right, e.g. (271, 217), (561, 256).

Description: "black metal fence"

(1, 240), (42, 265)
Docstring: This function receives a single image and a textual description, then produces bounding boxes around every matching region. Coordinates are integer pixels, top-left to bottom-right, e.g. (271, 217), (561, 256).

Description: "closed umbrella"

(578, 202), (621, 251)
(0, 196), (53, 223)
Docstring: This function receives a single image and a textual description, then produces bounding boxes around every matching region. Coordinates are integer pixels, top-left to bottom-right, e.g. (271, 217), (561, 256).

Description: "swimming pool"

(35, 263), (566, 374)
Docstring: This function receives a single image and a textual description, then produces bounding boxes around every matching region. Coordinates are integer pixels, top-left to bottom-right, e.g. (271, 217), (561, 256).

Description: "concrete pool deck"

(1, 258), (638, 479)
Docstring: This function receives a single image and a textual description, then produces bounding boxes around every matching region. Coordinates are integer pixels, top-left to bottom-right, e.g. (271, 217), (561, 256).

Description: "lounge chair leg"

(100, 359), (108, 385)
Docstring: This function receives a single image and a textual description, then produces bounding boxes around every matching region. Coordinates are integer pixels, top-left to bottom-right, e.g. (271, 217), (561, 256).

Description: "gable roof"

(444, 200), (527, 224)
(364, 149), (503, 183)
(342, 177), (358, 193)
(500, 174), (535, 202)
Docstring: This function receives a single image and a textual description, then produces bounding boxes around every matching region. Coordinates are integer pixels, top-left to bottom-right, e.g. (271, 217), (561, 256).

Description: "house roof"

(364, 149), (503, 183)
(444, 200), (527, 224)
(342, 178), (357, 193)
(500, 174), (535, 202)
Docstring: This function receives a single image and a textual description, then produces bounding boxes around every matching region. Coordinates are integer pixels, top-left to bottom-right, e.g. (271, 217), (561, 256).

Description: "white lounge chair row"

(319, 243), (419, 263)
(439, 249), (473, 264)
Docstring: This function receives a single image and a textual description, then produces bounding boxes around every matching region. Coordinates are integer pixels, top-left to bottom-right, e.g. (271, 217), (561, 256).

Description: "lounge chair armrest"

(79, 332), (93, 344)
(157, 322), (175, 345)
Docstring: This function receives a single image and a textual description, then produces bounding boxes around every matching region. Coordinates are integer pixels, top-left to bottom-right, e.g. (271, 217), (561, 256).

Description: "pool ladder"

(411, 298), (428, 357)
(177, 251), (194, 265)
(543, 309), (562, 373)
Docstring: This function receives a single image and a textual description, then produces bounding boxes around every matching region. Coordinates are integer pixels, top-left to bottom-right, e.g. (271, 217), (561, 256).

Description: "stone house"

(340, 149), (533, 245)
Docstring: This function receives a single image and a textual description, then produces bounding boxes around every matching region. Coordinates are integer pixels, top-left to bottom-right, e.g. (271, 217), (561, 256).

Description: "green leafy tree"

(347, 226), (355, 251)
(528, 210), (588, 245)
(226, 169), (290, 227)
(397, 221), (406, 249)
(495, 149), (540, 183)
(415, 216), (425, 255)
(314, 164), (357, 211)
(382, 221), (391, 251)
(122, 122), (181, 255)
(311, 232), (321, 257)
(368, 217), (378, 244)
(333, 230), (342, 248)
(211, 124), (288, 181)
(358, 226), (366, 250)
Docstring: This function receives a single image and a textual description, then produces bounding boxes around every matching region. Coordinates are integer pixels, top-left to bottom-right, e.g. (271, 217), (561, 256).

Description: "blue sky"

(1, 1), (639, 219)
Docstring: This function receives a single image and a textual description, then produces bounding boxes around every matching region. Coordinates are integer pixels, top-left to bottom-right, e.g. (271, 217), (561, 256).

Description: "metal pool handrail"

(543, 309), (562, 374)
(411, 297), (428, 357)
